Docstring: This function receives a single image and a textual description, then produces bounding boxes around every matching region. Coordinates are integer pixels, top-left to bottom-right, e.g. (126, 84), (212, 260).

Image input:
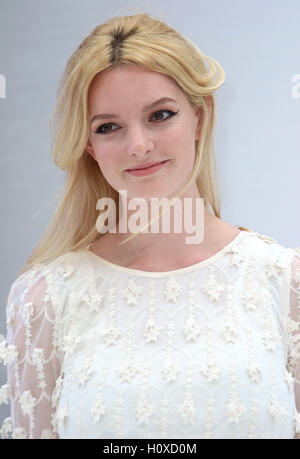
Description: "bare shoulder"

(206, 216), (243, 250)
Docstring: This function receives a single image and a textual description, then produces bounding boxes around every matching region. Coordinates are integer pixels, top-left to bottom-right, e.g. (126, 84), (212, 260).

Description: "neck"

(104, 182), (219, 263)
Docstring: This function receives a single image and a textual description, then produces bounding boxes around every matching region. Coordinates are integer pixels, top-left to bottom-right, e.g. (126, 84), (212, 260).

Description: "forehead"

(88, 64), (186, 102)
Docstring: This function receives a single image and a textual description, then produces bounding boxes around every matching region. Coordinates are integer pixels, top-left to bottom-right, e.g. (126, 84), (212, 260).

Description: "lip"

(125, 159), (170, 177)
(125, 160), (169, 171)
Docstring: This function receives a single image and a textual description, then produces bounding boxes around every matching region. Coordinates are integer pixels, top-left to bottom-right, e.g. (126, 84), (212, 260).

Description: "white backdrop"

(0, 0), (299, 427)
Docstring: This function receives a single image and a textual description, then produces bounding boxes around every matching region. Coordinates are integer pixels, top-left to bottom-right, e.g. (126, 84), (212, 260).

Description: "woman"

(0, 13), (299, 439)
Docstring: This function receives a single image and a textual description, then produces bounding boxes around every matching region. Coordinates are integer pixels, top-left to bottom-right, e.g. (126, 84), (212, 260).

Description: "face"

(85, 64), (203, 200)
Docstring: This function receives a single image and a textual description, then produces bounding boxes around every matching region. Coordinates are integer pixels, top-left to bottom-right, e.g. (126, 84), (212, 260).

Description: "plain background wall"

(0, 0), (299, 429)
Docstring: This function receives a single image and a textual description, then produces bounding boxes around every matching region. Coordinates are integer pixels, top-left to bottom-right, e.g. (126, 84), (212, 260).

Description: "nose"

(125, 125), (154, 157)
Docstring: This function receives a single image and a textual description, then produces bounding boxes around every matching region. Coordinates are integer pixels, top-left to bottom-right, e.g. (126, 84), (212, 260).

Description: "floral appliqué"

(162, 357), (180, 383)
(82, 286), (103, 313)
(135, 394), (155, 425)
(57, 263), (75, 279)
(264, 255), (285, 282)
(268, 397), (288, 423)
(6, 303), (19, 327)
(117, 362), (140, 383)
(19, 390), (36, 416)
(201, 266), (225, 302)
(227, 396), (246, 423)
(183, 317), (201, 342)
(0, 384), (10, 405)
(223, 244), (245, 268)
(0, 417), (12, 439)
(222, 320), (238, 343)
(178, 394), (196, 425)
(75, 359), (94, 387)
(164, 277), (183, 302)
(199, 361), (221, 382)
(121, 277), (143, 306)
(144, 318), (161, 343)
(100, 324), (122, 346)
(247, 361), (262, 383)
(63, 327), (82, 355)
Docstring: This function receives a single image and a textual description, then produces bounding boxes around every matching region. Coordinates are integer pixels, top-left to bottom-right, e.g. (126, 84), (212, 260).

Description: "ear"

(85, 139), (96, 161)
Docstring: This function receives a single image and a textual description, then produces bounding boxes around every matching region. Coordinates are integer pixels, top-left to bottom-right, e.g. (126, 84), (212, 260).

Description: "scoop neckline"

(81, 229), (249, 278)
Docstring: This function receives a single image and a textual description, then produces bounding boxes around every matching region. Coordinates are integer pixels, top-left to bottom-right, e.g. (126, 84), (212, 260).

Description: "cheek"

(167, 122), (194, 149)
(167, 124), (185, 144)
(92, 144), (115, 168)
(167, 124), (196, 161)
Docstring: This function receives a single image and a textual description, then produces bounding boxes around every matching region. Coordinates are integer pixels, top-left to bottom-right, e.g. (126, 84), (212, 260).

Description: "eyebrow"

(90, 97), (178, 124)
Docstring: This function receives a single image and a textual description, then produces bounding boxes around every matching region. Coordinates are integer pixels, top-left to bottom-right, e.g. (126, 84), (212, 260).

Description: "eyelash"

(94, 109), (179, 135)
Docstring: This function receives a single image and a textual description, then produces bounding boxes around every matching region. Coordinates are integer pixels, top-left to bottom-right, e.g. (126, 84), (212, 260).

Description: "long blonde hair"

(18, 12), (227, 277)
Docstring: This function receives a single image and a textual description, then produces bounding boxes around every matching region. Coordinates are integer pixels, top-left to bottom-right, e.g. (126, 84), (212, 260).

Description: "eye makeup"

(94, 109), (179, 135)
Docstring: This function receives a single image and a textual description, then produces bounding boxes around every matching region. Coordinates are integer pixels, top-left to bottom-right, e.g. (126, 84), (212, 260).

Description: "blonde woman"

(0, 13), (299, 439)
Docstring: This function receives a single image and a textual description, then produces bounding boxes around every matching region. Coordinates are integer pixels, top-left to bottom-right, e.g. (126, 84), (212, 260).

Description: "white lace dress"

(0, 230), (299, 439)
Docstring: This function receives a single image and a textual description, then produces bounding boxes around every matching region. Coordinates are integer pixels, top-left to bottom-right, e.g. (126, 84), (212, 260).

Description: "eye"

(94, 109), (178, 135)
(149, 109), (177, 122)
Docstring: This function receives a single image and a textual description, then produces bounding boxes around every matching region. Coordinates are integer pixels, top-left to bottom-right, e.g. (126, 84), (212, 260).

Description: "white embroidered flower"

(223, 323), (238, 343)
(82, 288), (103, 313)
(121, 278), (142, 306)
(12, 427), (27, 439)
(247, 361), (262, 383)
(90, 399), (107, 423)
(161, 361), (180, 382)
(199, 361), (221, 382)
(23, 302), (34, 321)
(32, 348), (44, 368)
(63, 332), (81, 355)
(117, 362), (139, 383)
(178, 397), (195, 425)
(284, 315), (299, 335)
(242, 289), (261, 311)
(41, 429), (57, 439)
(0, 339), (7, 365)
(183, 317), (201, 342)
(0, 416), (12, 438)
(75, 361), (94, 387)
(6, 303), (18, 326)
(268, 398), (288, 423)
(100, 325), (122, 345)
(262, 329), (281, 351)
(2, 344), (18, 365)
(201, 280), (225, 302)
(19, 390), (36, 416)
(164, 277), (183, 303)
(283, 368), (294, 393)
(227, 398), (245, 423)
(230, 251), (245, 268)
(144, 320), (160, 342)
(0, 384), (11, 405)
(58, 263), (75, 279)
(42, 292), (51, 305)
(135, 397), (155, 425)
(265, 258), (284, 281)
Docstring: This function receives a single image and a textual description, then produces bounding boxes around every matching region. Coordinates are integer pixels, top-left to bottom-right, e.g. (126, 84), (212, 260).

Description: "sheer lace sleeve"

(0, 264), (62, 439)
(287, 248), (300, 439)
